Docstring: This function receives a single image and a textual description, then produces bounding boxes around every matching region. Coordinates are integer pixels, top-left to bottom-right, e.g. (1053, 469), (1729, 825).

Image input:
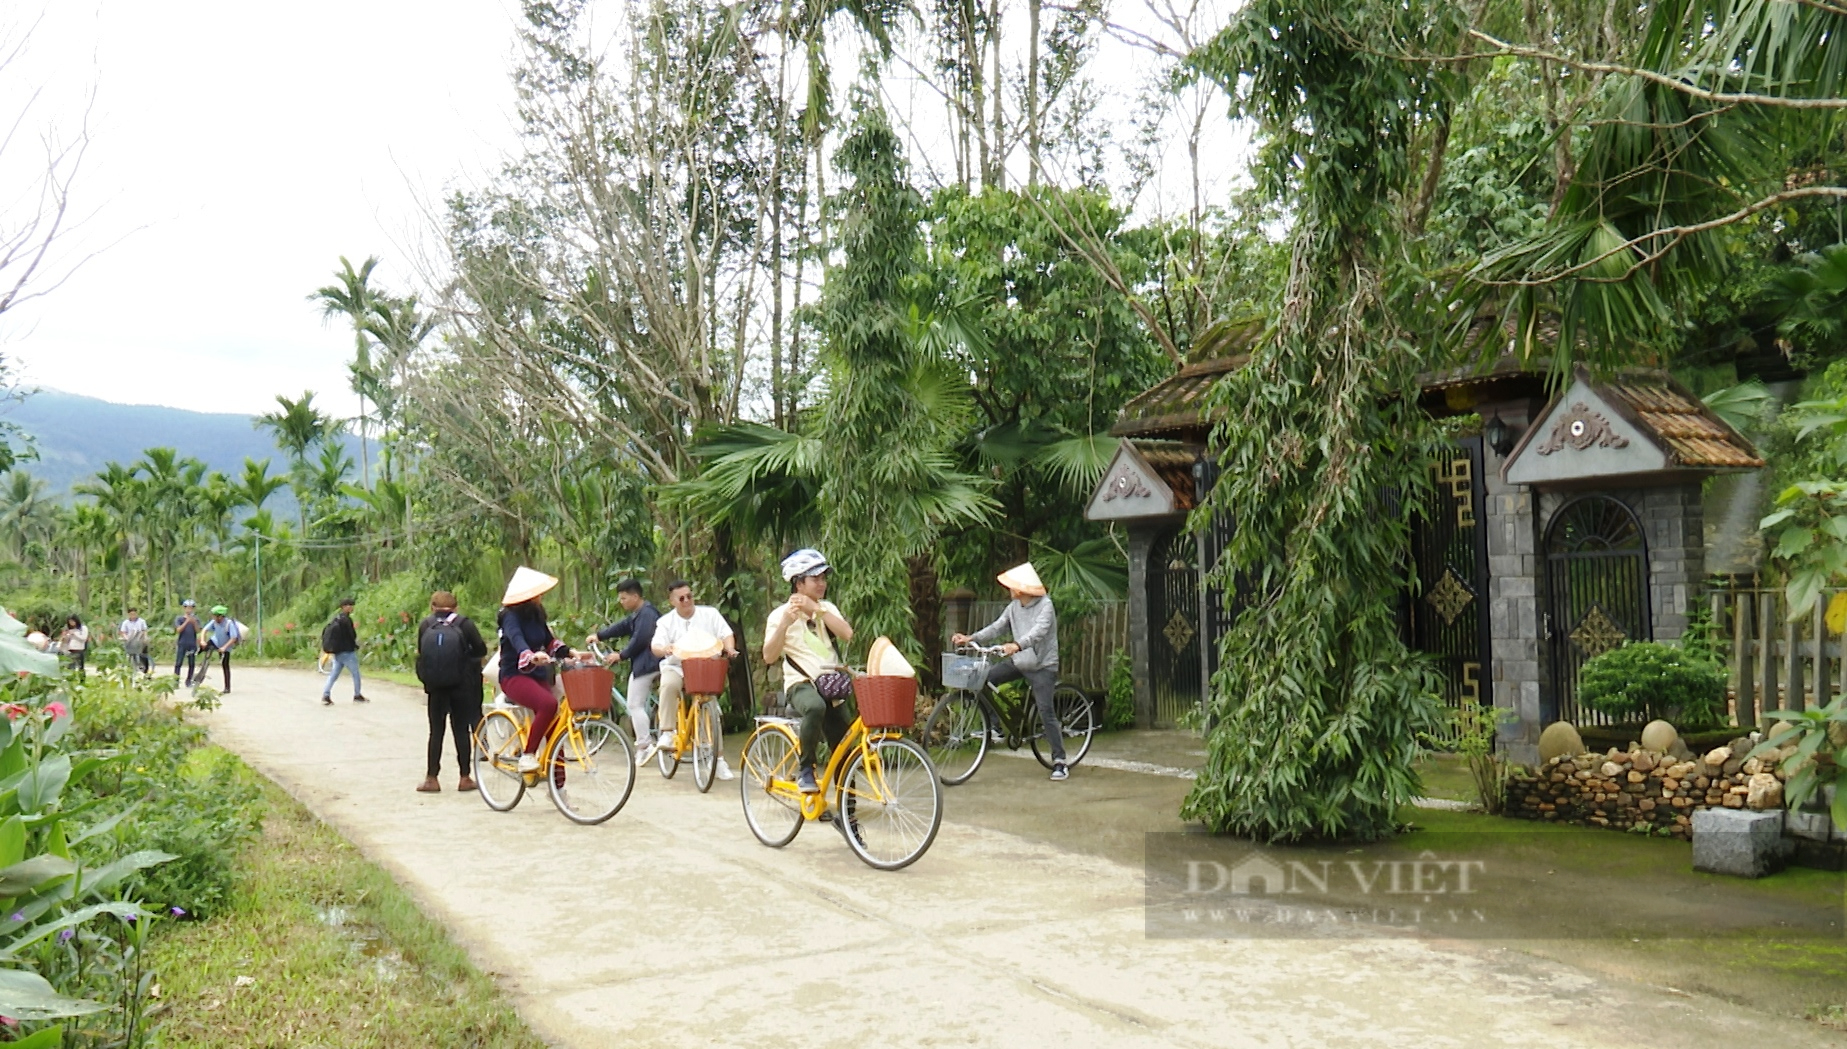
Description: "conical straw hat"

(502, 566), (560, 606)
(672, 629), (724, 659)
(996, 562), (1046, 597)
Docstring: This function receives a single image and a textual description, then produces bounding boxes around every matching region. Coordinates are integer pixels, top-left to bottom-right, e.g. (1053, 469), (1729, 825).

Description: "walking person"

(198, 606), (241, 693)
(761, 549), (854, 795)
(586, 578), (662, 761)
(952, 562), (1068, 780)
(59, 615), (89, 681)
(416, 591), (489, 793)
(319, 598), (367, 705)
(172, 599), (201, 683)
(118, 607), (151, 675)
(497, 567), (571, 775)
(650, 579), (738, 780)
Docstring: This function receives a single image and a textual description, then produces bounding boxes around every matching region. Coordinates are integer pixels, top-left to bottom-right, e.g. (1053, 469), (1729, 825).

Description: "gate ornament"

(1425, 567), (1475, 626)
(1163, 610), (1196, 652)
(1101, 463), (1152, 501)
(1535, 403), (1629, 455)
(1569, 605), (1628, 658)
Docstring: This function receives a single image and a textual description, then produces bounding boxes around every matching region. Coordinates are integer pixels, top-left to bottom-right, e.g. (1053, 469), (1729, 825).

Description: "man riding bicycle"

(761, 548), (854, 795)
(650, 579), (738, 781)
(951, 562), (1067, 781)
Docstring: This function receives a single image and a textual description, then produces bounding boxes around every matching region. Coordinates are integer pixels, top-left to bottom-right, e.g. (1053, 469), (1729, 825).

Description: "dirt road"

(201, 667), (1837, 1048)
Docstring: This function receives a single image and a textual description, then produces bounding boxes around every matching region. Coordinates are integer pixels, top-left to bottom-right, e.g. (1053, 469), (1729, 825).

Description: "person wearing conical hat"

(952, 562), (1068, 780)
(497, 567), (572, 775)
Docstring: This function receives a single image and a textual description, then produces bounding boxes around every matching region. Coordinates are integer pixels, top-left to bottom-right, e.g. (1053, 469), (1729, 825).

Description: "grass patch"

(149, 766), (543, 1049)
(1412, 751), (1477, 802)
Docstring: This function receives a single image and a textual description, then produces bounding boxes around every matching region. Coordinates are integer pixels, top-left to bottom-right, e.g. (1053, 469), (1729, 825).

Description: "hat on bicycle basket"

(996, 562), (1046, 597)
(502, 566), (559, 606)
(780, 548), (830, 582)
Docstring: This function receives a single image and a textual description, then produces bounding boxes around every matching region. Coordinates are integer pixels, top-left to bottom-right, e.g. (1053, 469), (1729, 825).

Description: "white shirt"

(764, 599), (844, 692)
(119, 618), (149, 646)
(653, 605), (733, 668)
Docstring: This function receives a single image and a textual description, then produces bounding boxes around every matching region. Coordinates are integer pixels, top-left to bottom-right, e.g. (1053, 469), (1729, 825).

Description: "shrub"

(1577, 641), (1726, 730)
(1104, 649), (1136, 730)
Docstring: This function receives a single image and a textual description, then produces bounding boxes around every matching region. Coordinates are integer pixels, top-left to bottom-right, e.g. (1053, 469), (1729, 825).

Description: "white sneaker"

(716, 758), (734, 781)
(555, 787), (572, 809)
(517, 753), (540, 774)
(636, 740), (659, 765)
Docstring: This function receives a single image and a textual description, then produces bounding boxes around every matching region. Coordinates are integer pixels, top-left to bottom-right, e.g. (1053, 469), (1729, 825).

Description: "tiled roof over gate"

(1110, 320), (1259, 439)
(1600, 373), (1765, 469)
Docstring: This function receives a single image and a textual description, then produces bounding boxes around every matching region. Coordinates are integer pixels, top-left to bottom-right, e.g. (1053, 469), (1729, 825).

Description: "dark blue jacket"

(596, 602), (661, 678)
(497, 603), (568, 684)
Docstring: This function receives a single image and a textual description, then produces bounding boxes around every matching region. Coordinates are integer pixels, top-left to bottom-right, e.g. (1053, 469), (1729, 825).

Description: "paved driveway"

(201, 668), (1839, 1048)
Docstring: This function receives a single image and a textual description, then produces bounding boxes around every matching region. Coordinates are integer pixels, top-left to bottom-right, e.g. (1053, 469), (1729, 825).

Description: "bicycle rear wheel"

(473, 710), (526, 811)
(919, 691), (988, 786)
(1030, 685), (1096, 769)
(839, 736), (942, 871)
(739, 726), (804, 847)
(691, 700), (718, 793)
(549, 717), (635, 825)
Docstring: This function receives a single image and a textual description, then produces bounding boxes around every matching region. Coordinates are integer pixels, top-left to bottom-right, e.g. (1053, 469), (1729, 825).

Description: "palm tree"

(255, 392), (341, 536)
(134, 448), (209, 609)
(312, 257), (381, 488)
(236, 458), (288, 514)
(0, 470), (54, 565)
(64, 503), (115, 611)
(74, 462), (144, 610)
(360, 293), (434, 486)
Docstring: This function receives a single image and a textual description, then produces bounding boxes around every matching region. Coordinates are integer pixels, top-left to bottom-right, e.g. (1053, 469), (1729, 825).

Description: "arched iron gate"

(1148, 526), (1200, 726)
(1545, 495), (1651, 725)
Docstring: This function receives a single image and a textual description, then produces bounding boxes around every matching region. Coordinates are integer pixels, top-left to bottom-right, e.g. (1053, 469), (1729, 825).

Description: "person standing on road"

(952, 562), (1067, 781)
(498, 567), (571, 774)
(173, 600), (201, 682)
(59, 615), (89, 681)
(587, 578), (662, 762)
(761, 549), (854, 795)
(118, 607), (150, 675)
(320, 598), (367, 705)
(650, 580), (738, 780)
(416, 591), (489, 793)
(198, 605), (241, 693)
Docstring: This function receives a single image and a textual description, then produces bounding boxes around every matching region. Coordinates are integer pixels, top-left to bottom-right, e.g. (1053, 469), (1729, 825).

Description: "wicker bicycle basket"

(854, 675), (918, 729)
(680, 656), (730, 695)
(559, 665), (614, 713)
(940, 652), (989, 692)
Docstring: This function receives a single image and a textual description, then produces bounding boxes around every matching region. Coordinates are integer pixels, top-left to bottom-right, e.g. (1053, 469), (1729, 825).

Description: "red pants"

(501, 674), (557, 754)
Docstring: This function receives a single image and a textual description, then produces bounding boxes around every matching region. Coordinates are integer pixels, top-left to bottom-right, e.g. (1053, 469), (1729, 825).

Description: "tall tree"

(312, 257), (382, 488)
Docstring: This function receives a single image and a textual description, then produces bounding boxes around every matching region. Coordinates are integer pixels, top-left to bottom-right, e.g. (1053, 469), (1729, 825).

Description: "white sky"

(2, 1), (1246, 420)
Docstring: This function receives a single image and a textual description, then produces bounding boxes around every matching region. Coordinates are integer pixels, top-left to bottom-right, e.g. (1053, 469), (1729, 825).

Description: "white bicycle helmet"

(780, 548), (830, 581)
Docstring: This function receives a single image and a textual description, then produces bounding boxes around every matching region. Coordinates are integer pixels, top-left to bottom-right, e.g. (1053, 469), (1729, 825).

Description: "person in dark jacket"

(416, 591), (489, 793)
(319, 597), (366, 705)
(497, 567), (570, 773)
(586, 578), (662, 760)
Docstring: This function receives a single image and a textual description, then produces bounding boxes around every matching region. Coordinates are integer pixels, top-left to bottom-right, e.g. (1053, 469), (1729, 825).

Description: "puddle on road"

(315, 905), (408, 982)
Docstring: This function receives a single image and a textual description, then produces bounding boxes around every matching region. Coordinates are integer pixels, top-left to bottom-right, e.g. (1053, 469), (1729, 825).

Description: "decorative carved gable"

(1086, 443), (1179, 521)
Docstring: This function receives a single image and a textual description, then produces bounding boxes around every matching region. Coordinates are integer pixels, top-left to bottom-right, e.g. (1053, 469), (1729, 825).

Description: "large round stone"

(1640, 719), (1678, 754)
(1538, 721), (1585, 764)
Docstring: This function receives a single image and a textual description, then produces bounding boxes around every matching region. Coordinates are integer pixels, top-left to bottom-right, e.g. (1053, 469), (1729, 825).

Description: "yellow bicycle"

(472, 659), (637, 824)
(655, 657), (728, 792)
(739, 707), (943, 871)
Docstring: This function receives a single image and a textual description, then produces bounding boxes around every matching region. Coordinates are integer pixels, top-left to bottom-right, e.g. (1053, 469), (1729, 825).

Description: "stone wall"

(1481, 398), (1549, 767)
(1506, 736), (1790, 839)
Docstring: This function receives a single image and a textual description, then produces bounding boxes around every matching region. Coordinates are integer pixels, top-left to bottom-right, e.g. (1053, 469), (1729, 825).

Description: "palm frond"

(1031, 433), (1120, 497)
(1701, 380), (1774, 433)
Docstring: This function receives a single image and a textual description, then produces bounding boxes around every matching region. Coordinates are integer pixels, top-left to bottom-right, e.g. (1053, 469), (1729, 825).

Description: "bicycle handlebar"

(955, 642), (1009, 657)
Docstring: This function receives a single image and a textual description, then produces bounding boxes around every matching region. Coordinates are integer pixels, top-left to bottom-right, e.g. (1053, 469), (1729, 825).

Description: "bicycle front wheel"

(549, 717), (635, 825)
(691, 701), (719, 793)
(473, 710), (526, 812)
(919, 691), (988, 786)
(1030, 685), (1096, 769)
(739, 726), (804, 847)
(840, 736), (942, 871)
(658, 725), (681, 779)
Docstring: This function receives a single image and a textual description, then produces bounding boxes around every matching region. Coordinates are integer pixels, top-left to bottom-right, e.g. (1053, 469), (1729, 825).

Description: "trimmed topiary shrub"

(1577, 641), (1725, 730)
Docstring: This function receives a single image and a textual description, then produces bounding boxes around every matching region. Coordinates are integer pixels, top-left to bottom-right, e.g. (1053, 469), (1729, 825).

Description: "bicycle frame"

(759, 717), (901, 821)
(662, 692), (719, 752)
(956, 649), (1043, 750)
(495, 692), (599, 782)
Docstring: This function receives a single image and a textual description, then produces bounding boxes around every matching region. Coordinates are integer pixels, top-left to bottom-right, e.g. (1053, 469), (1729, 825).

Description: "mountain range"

(0, 388), (363, 497)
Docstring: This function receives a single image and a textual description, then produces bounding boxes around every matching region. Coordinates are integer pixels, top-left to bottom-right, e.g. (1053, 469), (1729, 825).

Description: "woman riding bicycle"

(761, 548), (854, 795)
(497, 567), (572, 774)
(951, 562), (1067, 781)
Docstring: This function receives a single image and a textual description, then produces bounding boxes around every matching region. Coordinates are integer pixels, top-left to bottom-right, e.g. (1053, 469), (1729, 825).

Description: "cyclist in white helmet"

(761, 548), (855, 795)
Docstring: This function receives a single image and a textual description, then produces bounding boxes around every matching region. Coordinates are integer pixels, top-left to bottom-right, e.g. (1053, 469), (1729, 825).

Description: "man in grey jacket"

(953, 562), (1068, 780)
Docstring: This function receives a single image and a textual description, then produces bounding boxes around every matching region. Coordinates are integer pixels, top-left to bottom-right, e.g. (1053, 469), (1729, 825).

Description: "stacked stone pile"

(1507, 726), (1794, 839)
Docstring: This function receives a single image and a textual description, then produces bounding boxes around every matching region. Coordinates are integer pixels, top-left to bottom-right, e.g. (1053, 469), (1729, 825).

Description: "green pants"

(787, 681), (852, 771)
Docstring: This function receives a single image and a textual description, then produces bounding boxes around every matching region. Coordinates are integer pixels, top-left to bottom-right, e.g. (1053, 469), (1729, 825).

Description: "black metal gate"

(1405, 438), (1491, 710)
(1148, 526), (1200, 726)
(1545, 495), (1651, 725)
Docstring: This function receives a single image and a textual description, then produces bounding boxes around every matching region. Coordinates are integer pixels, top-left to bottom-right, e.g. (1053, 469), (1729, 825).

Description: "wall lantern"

(1484, 412), (1519, 457)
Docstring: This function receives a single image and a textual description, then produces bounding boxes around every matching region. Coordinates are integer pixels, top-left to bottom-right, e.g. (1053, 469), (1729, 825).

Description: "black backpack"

(319, 617), (342, 652)
(417, 615), (471, 687)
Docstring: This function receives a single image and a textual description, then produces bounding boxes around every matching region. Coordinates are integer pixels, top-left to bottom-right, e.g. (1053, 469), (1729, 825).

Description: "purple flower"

(7, 912), (21, 923)
(169, 907), (185, 918)
(123, 912), (137, 924)
(57, 928), (73, 942)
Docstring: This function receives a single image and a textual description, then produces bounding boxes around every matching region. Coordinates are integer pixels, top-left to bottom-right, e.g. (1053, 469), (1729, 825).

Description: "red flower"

(1, 703), (24, 719)
(44, 701), (68, 719)
(377, 616), (386, 624)
(285, 622), (296, 630)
